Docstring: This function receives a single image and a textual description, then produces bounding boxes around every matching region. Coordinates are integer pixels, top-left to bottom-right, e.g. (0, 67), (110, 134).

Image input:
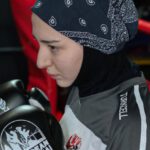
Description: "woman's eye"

(50, 45), (55, 49)
(48, 45), (59, 53)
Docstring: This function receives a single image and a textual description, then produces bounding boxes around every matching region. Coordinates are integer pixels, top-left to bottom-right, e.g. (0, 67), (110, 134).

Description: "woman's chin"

(56, 79), (73, 88)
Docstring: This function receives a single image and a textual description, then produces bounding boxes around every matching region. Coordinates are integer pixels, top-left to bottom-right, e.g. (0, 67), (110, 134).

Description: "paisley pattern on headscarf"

(32, 0), (138, 54)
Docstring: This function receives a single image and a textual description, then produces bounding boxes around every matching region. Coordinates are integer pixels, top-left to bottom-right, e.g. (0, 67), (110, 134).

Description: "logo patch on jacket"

(66, 134), (81, 150)
(119, 92), (128, 120)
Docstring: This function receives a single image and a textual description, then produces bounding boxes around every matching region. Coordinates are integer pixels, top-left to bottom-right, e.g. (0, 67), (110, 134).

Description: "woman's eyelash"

(48, 45), (56, 49)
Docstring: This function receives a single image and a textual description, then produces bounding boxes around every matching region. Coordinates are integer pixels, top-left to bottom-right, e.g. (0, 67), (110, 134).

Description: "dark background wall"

(0, 0), (28, 86)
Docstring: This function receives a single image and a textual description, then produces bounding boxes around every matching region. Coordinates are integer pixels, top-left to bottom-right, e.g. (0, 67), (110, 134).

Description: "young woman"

(31, 0), (150, 149)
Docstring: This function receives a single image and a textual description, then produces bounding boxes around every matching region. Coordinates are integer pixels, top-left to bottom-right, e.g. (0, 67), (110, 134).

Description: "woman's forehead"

(32, 14), (72, 44)
(32, 14), (60, 36)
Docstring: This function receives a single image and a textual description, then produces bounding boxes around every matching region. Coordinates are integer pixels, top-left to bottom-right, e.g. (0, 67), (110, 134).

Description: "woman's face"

(32, 13), (83, 87)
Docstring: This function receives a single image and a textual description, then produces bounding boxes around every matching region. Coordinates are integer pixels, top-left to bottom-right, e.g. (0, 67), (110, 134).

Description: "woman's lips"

(50, 74), (61, 80)
(46, 69), (61, 79)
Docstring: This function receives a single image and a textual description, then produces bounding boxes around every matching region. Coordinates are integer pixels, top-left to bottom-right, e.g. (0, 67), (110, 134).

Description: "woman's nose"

(36, 46), (53, 69)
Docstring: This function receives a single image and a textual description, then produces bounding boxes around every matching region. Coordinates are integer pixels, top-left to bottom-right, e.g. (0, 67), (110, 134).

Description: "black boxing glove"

(27, 87), (51, 114)
(27, 87), (64, 150)
(0, 79), (28, 115)
(0, 79), (51, 114)
(0, 105), (64, 150)
(0, 79), (64, 150)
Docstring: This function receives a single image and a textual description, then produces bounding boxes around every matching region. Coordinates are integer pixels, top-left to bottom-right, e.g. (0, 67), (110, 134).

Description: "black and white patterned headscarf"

(32, 0), (138, 54)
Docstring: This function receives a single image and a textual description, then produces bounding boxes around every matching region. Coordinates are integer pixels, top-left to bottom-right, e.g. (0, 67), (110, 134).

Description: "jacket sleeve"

(107, 83), (150, 150)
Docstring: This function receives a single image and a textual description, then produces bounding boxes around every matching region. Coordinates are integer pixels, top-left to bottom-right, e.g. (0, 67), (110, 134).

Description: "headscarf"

(32, 0), (138, 54)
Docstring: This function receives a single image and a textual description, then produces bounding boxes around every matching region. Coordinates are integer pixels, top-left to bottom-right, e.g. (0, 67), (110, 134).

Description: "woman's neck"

(73, 47), (140, 97)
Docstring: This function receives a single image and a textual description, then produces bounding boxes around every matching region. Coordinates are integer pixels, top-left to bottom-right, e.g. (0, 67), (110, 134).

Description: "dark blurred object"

(0, 51), (28, 86)
(134, 0), (150, 7)
(0, 0), (28, 86)
(125, 0), (150, 79)
(134, 0), (150, 20)
(125, 31), (150, 79)
(126, 1), (150, 80)
(0, 0), (20, 48)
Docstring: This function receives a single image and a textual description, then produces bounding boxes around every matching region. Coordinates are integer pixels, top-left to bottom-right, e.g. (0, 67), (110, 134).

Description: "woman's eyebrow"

(40, 40), (60, 44)
(32, 35), (59, 44)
